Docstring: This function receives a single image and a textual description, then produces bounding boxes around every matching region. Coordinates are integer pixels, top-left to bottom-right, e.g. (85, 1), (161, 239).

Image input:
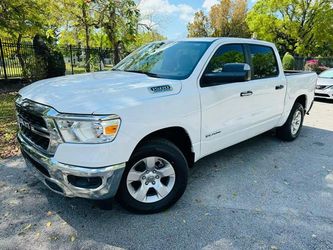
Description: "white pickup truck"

(16, 38), (317, 213)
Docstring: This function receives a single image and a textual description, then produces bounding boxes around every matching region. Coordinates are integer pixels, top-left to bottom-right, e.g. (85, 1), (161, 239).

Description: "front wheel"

(117, 139), (188, 213)
(276, 102), (305, 141)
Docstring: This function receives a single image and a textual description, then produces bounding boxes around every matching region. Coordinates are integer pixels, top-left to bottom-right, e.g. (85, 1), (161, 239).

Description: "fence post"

(0, 39), (8, 80)
(69, 44), (74, 75)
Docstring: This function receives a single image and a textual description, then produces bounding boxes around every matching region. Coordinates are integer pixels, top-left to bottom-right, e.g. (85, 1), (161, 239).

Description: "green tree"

(0, 0), (56, 71)
(187, 0), (250, 38)
(0, 0), (50, 40)
(247, 0), (333, 56)
(59, 0), (100, 72)
(97, 0), (139, 64)
(134, 31), (166, 48)
(187, 10), (210, 37)
(209, 0), (250, 37)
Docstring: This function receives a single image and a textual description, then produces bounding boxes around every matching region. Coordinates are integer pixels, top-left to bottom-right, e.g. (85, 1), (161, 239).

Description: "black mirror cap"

(201, 63), (251, 87)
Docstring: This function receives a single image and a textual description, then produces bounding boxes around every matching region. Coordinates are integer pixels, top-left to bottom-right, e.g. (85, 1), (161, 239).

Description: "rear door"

(245, 44), (286, 127)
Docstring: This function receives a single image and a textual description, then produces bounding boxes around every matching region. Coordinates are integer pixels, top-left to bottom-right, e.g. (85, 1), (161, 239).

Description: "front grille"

(16, 105), (47, 127)
(16, 102), (50, 151)
(21, 126), (50, 150)
(22, 150), (50, 177)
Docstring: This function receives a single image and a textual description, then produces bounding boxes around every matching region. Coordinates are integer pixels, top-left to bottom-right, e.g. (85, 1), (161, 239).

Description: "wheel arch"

(131, 126), (195, 168)
(295, 94), (307, 110)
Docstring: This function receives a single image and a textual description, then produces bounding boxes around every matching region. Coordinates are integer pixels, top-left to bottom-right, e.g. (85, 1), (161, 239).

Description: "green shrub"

(47, 50), (66, 77)
(31, 35), (65, 79)
(22, 55), (48, 82)
(282, 52), (295, 70)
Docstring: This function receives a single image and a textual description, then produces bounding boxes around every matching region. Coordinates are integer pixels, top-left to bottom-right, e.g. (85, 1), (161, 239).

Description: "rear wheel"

(276, 102), (305, 141)
(117, 139), (188, 213)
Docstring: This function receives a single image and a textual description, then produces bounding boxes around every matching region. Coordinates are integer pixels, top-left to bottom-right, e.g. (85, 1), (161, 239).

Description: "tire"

(276, 102), (305, 141)
(117, 138), (188, 213)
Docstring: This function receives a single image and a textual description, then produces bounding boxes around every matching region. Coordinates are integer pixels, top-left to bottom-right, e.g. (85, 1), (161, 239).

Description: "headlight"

(54, 115), (121, 143)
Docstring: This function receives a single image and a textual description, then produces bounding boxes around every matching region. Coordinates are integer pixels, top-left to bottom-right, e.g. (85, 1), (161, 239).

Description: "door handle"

(275, 85), (284, 90)
(240, 91), (253, 97)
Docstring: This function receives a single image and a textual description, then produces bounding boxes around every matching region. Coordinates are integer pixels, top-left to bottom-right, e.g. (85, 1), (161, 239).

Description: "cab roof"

(166, 37), (275, 47)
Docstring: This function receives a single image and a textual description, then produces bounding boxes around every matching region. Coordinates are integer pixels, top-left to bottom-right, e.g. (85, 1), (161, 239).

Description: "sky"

(138, 0), (258, 39)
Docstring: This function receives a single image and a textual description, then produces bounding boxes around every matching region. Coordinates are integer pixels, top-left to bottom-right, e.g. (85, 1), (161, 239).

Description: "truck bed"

(284, 70), (315, 76)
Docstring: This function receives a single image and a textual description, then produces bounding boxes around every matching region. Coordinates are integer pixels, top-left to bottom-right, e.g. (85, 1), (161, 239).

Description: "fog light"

(67, 175), (102, 189)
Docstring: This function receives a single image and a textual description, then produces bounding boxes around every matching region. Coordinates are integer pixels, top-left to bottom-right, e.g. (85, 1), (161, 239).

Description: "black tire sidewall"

(288, 103), (305, 139)
(117, 139), (188, 213)
(276, 102), (305, 141)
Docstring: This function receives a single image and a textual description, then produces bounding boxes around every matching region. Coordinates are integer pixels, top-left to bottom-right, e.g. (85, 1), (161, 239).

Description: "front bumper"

(18, 133), (125, 200)
(315, 89), (333, 99)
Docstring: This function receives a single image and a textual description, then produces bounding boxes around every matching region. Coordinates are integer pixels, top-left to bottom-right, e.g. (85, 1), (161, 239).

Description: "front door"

(199, 44), (254, 157)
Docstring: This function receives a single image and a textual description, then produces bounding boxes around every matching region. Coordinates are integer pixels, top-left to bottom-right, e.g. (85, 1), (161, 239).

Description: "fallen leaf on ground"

(49, 235), (58, 241)
(46, 221), (52, 227)
(23, 224), (32, 230)
(47, 211), (53, 216)
(70, 235), (76, 242)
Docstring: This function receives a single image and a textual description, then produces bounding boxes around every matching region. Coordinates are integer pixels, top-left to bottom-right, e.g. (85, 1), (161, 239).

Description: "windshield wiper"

(124, 70), (162, 78)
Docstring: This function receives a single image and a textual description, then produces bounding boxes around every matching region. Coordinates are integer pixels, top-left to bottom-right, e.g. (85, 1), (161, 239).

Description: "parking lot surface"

(0, 100), (332, 250)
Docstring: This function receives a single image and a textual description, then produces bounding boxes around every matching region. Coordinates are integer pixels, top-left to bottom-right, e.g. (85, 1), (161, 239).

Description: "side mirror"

(202, 63), (251, 86)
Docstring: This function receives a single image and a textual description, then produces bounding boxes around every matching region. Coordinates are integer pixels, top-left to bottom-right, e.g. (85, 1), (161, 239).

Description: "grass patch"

(0, 92), (19, 159)
(1, 64), (114, 78)
(65, 64), (113, 75)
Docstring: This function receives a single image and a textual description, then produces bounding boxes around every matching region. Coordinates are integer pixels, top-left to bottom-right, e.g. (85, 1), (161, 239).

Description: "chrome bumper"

(18, 133), (125, 200)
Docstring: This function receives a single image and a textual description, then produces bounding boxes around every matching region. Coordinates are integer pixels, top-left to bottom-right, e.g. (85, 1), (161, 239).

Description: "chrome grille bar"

(15, 97), (63, 155)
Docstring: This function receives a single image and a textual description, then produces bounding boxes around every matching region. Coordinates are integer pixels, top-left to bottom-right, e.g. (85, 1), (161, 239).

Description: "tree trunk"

(84, 24), (91, 72)
(113, 40), (120, 65)
(82, 4), (90, 72)
(105, 28), (119, 65)
(16, 34), (26, 76)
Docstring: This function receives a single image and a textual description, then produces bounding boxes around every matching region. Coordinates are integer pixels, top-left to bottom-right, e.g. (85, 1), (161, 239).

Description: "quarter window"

(205, 44), (246, 73)
(248, 45), (279, 79)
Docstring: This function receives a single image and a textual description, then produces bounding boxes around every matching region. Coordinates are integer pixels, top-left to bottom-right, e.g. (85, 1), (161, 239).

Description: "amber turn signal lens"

(104, 124), (119, 135)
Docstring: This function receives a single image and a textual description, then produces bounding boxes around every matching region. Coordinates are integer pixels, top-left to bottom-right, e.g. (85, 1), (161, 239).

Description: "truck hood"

(19, 71), (182, 114)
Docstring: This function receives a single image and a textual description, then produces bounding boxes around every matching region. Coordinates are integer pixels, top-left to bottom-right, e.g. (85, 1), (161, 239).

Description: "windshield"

(319, 69), (333, 79)
(113, 41), (211, 80)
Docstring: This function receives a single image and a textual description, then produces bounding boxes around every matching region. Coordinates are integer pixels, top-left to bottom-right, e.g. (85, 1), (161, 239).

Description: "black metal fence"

(0, 39), (115, 81)
(2, 38), (333, 80)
